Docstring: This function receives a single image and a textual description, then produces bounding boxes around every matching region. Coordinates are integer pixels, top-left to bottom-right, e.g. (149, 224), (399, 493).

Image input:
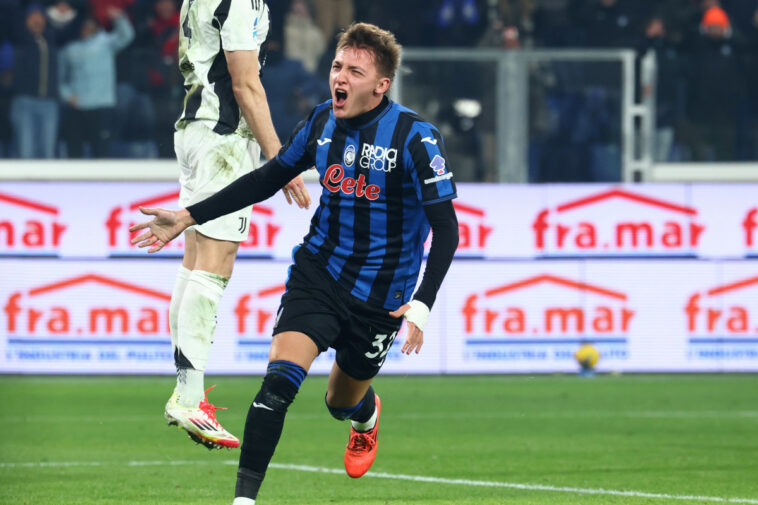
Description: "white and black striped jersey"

(175, 0), (269, 138)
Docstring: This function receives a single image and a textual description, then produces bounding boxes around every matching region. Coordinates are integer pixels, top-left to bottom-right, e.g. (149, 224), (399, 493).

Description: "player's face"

(330, 47), (390, 119)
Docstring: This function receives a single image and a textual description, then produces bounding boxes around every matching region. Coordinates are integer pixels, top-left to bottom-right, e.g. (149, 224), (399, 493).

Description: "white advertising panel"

(442, 260), (758, 373)
(684, 262), (758, 369)
(2, 258), (757, 374)
(1, 181), (757, 374)
(0, 259), (444, 374)
(1, 259), (177, 374)
(536, 184), (702, 258)
(2, 182), (757, 259)
(1, 182), (757, 259)
(690, 184), (757, 259)
(0, 182), (315, 259)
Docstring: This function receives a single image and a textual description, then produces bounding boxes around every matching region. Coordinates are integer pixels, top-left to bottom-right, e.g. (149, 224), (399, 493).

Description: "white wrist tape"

(403, 300), (430, 331)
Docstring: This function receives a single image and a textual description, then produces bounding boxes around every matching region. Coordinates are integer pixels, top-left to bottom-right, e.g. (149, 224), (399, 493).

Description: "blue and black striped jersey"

(277, 97), (457, 310)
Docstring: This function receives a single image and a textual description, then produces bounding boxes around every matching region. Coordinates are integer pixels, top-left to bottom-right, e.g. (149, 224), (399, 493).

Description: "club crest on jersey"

(343, 144), (356, 167)
(359, 144), (397, 172)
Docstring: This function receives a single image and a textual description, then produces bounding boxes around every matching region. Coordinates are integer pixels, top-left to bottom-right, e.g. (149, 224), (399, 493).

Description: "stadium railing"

(396, 48), (650, 183)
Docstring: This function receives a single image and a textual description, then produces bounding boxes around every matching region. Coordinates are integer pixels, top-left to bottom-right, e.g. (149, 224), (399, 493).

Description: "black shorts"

(273, 246), (403, 381)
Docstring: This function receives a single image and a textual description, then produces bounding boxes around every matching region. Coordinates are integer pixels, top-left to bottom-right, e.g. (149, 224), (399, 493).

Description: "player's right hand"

(129, 207), (195, 253)
(389, 300), (430, 355)
(282, 174), (311, 209)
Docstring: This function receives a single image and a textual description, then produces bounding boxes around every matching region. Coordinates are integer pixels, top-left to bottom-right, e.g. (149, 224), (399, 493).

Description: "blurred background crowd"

(1, 0), (758, 181)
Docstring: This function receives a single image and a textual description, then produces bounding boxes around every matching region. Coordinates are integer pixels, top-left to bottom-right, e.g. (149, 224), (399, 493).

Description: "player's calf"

(235, 360), (307, 504)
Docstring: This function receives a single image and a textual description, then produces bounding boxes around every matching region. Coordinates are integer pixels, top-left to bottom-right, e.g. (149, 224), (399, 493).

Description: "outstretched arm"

(105, 8), (135, 52)
(130, 158), (303, 252)
(390, 199), (459, 354)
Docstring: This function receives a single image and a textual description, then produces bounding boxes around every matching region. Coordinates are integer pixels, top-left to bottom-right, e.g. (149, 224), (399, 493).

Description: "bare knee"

(192, 233), (240, 277)
(326, 363), (372, 409)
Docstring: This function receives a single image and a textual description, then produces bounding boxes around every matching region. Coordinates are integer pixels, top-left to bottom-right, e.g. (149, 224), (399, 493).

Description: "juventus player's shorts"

(273, 246), (404, 380)
(175, 121), (261, 242)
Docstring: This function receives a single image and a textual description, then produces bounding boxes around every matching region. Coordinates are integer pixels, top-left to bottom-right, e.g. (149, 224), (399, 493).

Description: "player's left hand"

(282, 174), (310, 209)
(129, 207), (195, 253)
(389, 300), (430, 355)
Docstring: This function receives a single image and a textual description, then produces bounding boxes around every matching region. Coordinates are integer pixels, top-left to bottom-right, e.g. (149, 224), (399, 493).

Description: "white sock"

(175, 270), (228, 407)
(351, 408), (377, 432)
(176, 368), (205, 407)
(169, 265), (192, 357)
(232, 498), (255, 505)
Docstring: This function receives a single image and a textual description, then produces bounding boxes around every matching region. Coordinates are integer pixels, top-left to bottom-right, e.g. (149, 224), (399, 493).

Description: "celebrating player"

(163, 0), (310, 450)
(131, 22), (459, 504)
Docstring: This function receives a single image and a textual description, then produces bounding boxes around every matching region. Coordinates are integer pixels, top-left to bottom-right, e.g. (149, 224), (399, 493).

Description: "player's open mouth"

(334, 89), (348, 107)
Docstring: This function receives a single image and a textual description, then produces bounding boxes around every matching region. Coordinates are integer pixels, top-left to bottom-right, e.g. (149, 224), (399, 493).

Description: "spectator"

(266, 0), (292, 51)
(639, 15), (686, 161)
(88, 0), (134, 30)
(432, 0), (488, 47)
(746, 2), (758, 159)
(685, 5), (745, 160)
(284, 0), (326, 73)
(142, 0), (179, 157)
(579, 0), (639, 48)
(148, 0), (179, 64)
(10, 3), (60, 158)
(0, 41), (12, 156)
(479, 0), (535, 49)
(46, 0), (82, 44)
(356, 1), (434, 46)
(261, 40), (330, 139)
(0, 0), (21, 44)
(58, 7), (134, 157)
(312, 0), (354, 43)
(533, 0), (581, 47)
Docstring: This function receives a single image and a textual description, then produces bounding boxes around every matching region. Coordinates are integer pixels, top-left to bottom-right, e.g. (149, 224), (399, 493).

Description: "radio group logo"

(0, 191), (68, 256)
(685, 274), (758, 361)
(359, 143), (397, 172)
(460, 273), (634, 362)
(3, 273), (172, 364)
(532, 188), (705, 257)
(105, 190), (282, 257)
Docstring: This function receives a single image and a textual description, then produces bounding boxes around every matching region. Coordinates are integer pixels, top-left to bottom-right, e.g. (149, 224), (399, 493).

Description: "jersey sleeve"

(220, 0), (269, 52)
(275, 106), (320, 171)
(405, 123), (457, 205)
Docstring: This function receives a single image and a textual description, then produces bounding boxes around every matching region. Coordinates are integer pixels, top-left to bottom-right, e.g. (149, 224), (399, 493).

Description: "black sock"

(236, 361), (306, 500)
(235, 467), (266, 500)
(350, 385), (376, 424)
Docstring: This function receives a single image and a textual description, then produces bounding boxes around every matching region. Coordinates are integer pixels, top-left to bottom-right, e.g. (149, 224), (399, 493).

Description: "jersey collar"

(337, 96), (391, 130)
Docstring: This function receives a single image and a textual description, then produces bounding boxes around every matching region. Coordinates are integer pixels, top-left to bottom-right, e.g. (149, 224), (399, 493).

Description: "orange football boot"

(344, 394), (381, 478)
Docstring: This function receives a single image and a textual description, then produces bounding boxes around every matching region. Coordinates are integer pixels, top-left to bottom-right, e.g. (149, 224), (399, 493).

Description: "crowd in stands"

(1, 0), (758, 179)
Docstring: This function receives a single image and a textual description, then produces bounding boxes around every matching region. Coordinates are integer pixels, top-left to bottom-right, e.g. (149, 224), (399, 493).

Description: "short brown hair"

(336, 23), (402, 81)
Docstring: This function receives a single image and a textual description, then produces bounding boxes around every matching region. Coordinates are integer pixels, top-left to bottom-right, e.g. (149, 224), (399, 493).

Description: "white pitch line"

(4, 410), (757, 423)
(270, 463), (758, 504)
(0, 459), (756, 505)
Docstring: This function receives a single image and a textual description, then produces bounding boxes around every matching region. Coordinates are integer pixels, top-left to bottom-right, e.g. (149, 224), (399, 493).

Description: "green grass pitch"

(1, 374), (756, 505)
